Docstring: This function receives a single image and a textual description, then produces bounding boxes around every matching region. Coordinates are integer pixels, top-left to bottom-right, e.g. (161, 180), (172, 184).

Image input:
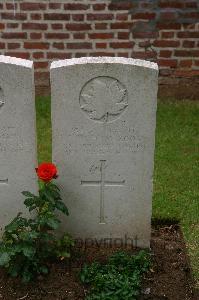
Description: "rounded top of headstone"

(0, 55), (33, 68)
(50, 57), (158, 71)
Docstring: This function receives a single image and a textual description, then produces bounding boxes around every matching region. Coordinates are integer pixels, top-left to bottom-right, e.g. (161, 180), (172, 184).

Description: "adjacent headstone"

(51, 57), (158, 248)
(0, 55), (37, 234)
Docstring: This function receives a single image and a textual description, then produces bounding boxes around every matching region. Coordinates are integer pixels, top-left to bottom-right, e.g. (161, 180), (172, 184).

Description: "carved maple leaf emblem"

(80, 77), (128, 122)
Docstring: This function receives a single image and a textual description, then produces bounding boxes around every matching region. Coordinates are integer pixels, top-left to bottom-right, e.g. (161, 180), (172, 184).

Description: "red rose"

(36, 163), (58, 182)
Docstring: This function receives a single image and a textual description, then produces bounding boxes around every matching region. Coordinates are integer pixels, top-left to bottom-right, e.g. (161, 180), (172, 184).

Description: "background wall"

(0, 0), (199, 99)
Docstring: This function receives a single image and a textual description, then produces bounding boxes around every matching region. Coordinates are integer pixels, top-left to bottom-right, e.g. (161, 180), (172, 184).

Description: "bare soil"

(0, 224), (197, 300)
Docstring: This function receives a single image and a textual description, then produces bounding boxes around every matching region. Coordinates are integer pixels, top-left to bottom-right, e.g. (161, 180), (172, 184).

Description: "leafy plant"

(0, 163), (74, 282)
(80, 250), (151, 300)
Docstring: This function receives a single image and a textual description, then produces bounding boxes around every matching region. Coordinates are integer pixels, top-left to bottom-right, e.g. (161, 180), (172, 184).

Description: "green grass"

(153, 100), (199, 286)
(35, 96), (52, 163)
(35, 97), (199, 286)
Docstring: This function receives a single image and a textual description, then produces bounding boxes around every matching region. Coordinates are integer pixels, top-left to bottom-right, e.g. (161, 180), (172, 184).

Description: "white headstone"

(0, 55), (37, 234)
(51, 57), (158, 248)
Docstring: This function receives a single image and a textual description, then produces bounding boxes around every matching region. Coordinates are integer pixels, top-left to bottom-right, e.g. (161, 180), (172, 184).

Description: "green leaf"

(19, 230), (39, 241)
(24, 198), (35, 206)
(55, 201), (69, 215)
(49, 183), (60, 191)
(43, 189), (54, 202)
(5, 216), (27, 233)
(59, 251), (70, 258)
(22, 270), (33, 283)
(8, 262), (21, 277)
(50, 189), (61, 200)
(39, 265), (49, 274)
(46, 218), (60, 230)
(22, 191), (36, 198)
(22, 245), (36, 258)
(29, 205), (37, 212)
(0, 252), (10, 266)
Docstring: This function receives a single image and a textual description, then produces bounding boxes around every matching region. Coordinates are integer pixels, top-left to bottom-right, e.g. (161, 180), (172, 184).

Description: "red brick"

(160, 12), (178, 21)
(5, 52), (30, 59)
(49, 3), (61, 9)
(131, 13), (156, 20)
(157, 23), (181, 30)
(159, 69), (173, 76)
(24, 42), (49, 50)
(0, 23), (5, 30)
(1, 13), (27, 20)
(110, 42), (134, 49)
(8, 43), (20, 50)
(161, 32), (174, 39)
(6, 3), (18, 9)
(45, 33), (69, 39)
(52, 43), (65, 49)
(93, 4), (106, 10)
(31, 13), (42, 20)
(139, 40), (152, 48)
(20, 2), (46, 10)
(118, 32), (130, 39)
(0, 43), (5, 49)
(89, 33), (114, 39)
(90, 52), (115, 57)
(75, 53), (87, 58)
(67, 42), (92, 49)
(72, 14), (84, 22)
(177, 32), (199, 38)
(183, 40), (195, 48)
(131, 51), (157, 59)
(65, 24), (91, 31)
(33, 52), (44, 59)
(133, 32), (158, 39)
(194, 60), (199, 66)
(51, 24), (63, 30)
(181, 12), (199, 19)
(22, 23), (47, 30)
(179, 60), (192, 68)
(175, 50), (199, 57)
(174, 70), (199, 77)
(44, 13), (70, 21)
(87, 14), (114, 21)
(30, 33), (42, 39)
(159, 50), (172, 58)
(108, 2), (135, 10)
(6, 23), (18, 29)
(116, 13), (128, 21)
(95, 24), (107, 30)
(158, 59), (177, 68)
(47, 52), (72, 59)
(73, 33), (85, 39)
(185, 2), (198, 8)
(111, 22), (132, 29)
(153, 40), (180, 47)
(34, 72), (49, 86)
(34, 61), (49, 69)
(2, 32), (27, 39)
(159, 1), (184, 9)
(96, 43), (107, 49)
(118, 52), (129, 58)
(64, 3), (89, 10)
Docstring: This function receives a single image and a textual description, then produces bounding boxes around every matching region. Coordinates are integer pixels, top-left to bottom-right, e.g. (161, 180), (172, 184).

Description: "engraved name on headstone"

(0, 55), (38, 233)
(51, 57), (158, 247)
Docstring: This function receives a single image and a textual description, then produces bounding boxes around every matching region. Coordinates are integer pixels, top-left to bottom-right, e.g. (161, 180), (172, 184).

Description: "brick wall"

(0, 0), (199, 99)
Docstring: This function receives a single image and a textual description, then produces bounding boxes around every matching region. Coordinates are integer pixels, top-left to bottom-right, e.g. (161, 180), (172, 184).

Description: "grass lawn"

(36, 97), (199, 286)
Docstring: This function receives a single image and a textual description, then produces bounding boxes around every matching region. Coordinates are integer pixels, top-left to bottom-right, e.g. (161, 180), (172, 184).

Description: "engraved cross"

(81, 160), (125, 224)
